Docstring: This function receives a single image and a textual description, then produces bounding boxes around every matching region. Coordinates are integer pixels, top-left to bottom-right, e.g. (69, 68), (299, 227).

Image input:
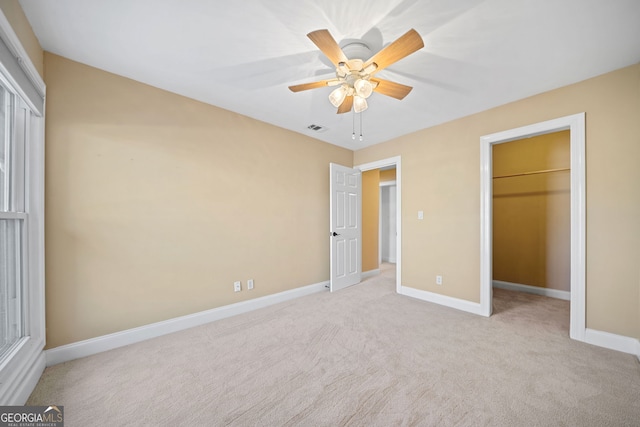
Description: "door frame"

(479, 113), (586, 341)
(356, 156), (402, 293)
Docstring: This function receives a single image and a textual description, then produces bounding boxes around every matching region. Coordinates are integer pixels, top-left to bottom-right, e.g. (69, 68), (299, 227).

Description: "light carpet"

(28, 265), (640, 426)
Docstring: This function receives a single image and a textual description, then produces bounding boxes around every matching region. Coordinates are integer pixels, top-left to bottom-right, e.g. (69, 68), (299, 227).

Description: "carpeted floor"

(28, 264), (640, 426)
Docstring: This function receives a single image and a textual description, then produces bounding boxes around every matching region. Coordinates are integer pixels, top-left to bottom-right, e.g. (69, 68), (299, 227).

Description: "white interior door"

(330, 163), (361, 292)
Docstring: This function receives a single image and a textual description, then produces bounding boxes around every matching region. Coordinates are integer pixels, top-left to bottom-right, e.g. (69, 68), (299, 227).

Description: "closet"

(492, 130), (570, 296)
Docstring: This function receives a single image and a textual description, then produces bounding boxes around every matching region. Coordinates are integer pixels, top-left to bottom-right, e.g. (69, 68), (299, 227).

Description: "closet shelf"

(493, 167), (570, 179)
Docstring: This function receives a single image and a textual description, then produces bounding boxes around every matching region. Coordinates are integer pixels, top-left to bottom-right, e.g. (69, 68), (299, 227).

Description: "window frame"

(0, 10), (45, 405)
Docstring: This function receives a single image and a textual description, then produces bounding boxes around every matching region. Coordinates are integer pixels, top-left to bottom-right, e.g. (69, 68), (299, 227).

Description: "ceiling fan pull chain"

(359, 111), (364, 142)
(352, 109), (356, 140)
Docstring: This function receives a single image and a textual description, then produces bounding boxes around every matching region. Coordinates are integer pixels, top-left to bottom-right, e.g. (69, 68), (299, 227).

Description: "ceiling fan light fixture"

(363, 62), (378, 74)
(348, 59), (364, 71)
(329, 85), (348, 108)
(337, 62), (349, 77)
(354, 79), (373, 98)
(353, 95), (367, 113)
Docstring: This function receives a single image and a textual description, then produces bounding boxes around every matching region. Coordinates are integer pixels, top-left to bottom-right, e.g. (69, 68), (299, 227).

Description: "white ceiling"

(19, 0), (640, 149)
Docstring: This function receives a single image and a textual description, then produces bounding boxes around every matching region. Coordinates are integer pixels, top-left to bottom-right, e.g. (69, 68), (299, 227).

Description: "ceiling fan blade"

(337, 96), (353, 114)
(364, 29), (424, 74)
(288, 79), (336, 92)
(371, 78), (413, 100)
(307, 29), (349, 67)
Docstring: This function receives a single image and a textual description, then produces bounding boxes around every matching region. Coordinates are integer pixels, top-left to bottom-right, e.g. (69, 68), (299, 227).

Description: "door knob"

(332, 232), (340, 236)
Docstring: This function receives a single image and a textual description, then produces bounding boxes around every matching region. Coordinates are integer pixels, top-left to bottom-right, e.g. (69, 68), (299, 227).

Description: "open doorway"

(379, 171), (397, 265)
(480, 113), (586, 341)
(492, 131), (571, 322)
(356, 156), (402, 293)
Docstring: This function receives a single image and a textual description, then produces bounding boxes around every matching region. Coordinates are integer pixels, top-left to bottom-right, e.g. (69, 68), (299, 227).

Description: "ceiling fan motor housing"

(341, 42), (372, 62)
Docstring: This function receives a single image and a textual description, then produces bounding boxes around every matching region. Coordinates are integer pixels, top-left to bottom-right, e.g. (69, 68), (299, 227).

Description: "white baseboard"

(585, 328), (640, 360)
(493, 280), (571, 301)
(1, 345), (46, 405)
(11, 352), (45, 405)
(399, 285), (484, 316)
(46, 280), (329, 367)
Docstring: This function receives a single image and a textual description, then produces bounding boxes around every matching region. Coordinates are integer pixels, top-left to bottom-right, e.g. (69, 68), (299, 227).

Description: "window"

(0, 81), (27, 362)
(0, 14), (46, 404)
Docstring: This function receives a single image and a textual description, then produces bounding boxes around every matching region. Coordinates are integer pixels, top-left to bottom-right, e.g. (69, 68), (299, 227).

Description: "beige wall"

(492, 131), (570, 291)
(362, 169), (380, 272)
(0, 0), (43, 77)
(355, 64), (640, 339)
(4, 1), (638, 346)
(44, 53), (352, 348)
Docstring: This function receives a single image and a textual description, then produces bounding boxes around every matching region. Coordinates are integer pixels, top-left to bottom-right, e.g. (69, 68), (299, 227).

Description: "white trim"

(584, 329), (640, 358)
(0, 12), (44, 93)
(480, 113), (586, 338)
(355, 156), (401, 294)
(0, 345), (45, 404)
(378, 185), (382, 265)
(46, 280), (329, 366)
(379, 180), (396, 187)
(479, 130), (493, 317)
(400, 285), (484, 316)
(492, 280), (571, 301)
(0, 11), (46, 405)
(0, 11), (44, 115)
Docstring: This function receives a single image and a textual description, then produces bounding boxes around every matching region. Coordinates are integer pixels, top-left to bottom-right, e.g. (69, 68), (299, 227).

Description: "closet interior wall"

(492, 130), (571, 292)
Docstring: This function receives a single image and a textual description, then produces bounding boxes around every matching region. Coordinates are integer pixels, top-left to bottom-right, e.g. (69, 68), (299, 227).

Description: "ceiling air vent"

(307, 124), (328, 133)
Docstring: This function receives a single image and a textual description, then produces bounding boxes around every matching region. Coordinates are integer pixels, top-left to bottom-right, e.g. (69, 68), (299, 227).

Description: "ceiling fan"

(288, 29), (424, 114)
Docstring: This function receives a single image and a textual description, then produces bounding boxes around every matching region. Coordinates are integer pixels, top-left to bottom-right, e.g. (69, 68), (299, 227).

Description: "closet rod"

(493, 167), (570, 179)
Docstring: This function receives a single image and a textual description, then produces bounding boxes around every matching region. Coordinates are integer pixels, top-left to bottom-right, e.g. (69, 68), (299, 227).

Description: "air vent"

(307, 124), (328, 132)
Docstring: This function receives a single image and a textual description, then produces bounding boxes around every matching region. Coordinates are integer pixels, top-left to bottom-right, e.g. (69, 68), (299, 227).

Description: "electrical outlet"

(247, 279), (254, 290)
(234, 281), (241, 292)
(436, 275), (443, 285)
